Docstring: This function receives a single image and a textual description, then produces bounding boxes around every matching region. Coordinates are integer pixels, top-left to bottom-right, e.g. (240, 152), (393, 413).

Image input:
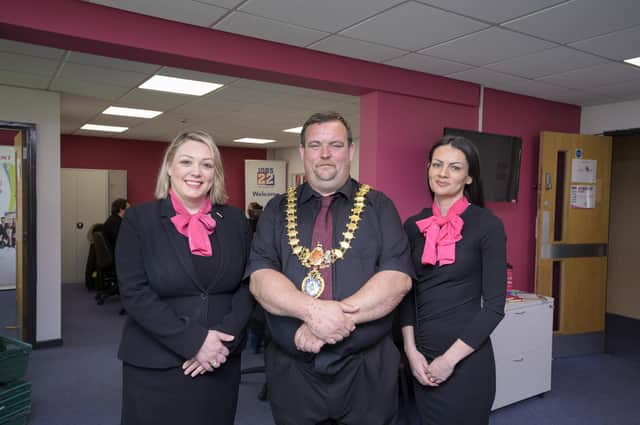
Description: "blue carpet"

(23, 284), (640, 425)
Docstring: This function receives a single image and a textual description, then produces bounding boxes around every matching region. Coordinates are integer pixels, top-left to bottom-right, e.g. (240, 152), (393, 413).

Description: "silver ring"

(211, 360), (219, 368)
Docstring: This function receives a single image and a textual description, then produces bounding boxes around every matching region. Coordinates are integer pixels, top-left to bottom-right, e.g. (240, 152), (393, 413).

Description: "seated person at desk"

(103, 198), (130, 251)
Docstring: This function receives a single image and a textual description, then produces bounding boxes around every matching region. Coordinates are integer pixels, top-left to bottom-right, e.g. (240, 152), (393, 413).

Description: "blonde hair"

(155, 131), (228, 204)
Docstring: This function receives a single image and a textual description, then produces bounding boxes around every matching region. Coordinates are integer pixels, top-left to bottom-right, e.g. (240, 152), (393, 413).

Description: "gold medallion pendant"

(286, 184), (371, 297)
(301, 268), (325, 298)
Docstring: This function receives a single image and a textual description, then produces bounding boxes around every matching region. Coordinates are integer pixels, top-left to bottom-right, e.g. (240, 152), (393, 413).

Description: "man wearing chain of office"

(247, 111), (412, 425)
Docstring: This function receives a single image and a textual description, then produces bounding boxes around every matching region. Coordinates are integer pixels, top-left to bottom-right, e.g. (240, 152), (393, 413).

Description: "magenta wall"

(360, 91), (478, 220)
(482, 89), (581, 292)
(61, 135), (266, 208)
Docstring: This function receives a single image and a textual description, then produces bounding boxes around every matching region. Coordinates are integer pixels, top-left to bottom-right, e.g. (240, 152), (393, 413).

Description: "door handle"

(544, 172), (552, 190)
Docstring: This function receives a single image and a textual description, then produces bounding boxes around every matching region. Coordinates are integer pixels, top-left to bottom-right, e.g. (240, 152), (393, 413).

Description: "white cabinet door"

(108, 169), (127, 205)
(61, 169), (109, 284)
(491, 296), (554, 410)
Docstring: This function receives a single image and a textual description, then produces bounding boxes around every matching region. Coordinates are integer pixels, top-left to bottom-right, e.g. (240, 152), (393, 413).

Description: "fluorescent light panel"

(233, 137), (276, 145)
(81, 124), (128, 133)
(624, 57), (640, 67)
(139, 75), (223, 96)
(102, 106), (163, 119)
(283, 126), (303, 134)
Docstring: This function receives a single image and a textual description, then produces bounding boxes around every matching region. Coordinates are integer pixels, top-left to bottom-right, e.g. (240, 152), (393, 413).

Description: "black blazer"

(116, 198), (254, 369)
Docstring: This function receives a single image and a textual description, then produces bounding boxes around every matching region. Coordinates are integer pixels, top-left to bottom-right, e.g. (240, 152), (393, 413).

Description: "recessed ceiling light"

(283, 126), (303, 134)
(233, 138), (276, 145)
(102, 106), (163, 119)
(81, 124), (128, 133)
(624, 57), (640, 67)
(139, 75), (223, 96)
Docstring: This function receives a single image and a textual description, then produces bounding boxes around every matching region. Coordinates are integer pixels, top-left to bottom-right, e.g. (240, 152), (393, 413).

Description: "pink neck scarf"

(416, 196), (470, 266)
(169, 189), (216, 256)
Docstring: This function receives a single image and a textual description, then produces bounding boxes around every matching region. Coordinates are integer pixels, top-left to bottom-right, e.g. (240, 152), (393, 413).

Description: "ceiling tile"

(485, 46), (607, 78)
(503, 0), (640, 44)
(0, 69), (49, 90)
(214, 11), (329, 47)
(569, 25), (640, 61)
(239, 0), (405, 33)
(590, 80), (640, 101)
(545, 90), (620, 106)
(341, 1), (488, 51)
(50, 79), (131, 100)
(415, 0), (565, 24)
(421, 27), (555, 66)
(58, 62), (149, 87)
(87, 0), (229, 27)
(385, 53), (473, 75)
(67, 51), (161, 73)
(0, 39), (65, 59)
(61, 118), (87, 135)
(61, 93), (111, 119)
(308, 35), (405, 63)
(0, 52), (60, 76)
(538, 62), (640, 89)
(197, 0), (245, 8)
(448, 67), (530, 92)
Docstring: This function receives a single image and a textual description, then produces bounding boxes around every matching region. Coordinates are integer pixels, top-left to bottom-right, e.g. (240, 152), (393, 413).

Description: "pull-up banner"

(244, 160), (287, 215)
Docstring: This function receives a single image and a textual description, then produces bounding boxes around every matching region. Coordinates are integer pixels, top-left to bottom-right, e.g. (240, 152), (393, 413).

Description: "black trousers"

(265, 337), (400, 425)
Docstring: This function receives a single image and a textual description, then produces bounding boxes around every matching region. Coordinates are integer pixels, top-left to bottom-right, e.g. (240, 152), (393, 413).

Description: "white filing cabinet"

(491, 294), (554, 410)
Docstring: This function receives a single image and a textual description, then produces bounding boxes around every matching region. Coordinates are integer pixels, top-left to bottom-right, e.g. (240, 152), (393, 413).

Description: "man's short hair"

(111, 198), (129, 215)
(300, 111), (353, 146)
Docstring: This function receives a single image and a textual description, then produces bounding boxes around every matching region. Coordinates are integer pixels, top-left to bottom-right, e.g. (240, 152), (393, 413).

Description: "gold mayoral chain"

(286, 184), (371, 298)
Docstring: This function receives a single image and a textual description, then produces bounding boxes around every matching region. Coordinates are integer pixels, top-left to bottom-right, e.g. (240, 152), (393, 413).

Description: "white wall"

(0, 85), (61, 342)
(269, 139), (360, 184)
(581, 99), (640, 134)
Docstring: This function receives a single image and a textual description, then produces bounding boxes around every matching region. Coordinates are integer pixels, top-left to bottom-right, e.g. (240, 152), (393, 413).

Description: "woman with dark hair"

(400, 136), (507, 425)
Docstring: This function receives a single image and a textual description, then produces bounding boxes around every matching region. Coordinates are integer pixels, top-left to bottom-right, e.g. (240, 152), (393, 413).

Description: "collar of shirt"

(298, 177), (356, 205)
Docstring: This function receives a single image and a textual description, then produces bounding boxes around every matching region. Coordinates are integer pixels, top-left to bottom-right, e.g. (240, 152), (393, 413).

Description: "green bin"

(0, 380), (31, 424)
(0, 337), (32, 385)
(0, 405), (30, 425)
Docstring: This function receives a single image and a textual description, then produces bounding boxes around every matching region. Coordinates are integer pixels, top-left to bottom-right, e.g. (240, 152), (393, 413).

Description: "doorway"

(603, 130), (640, 322)
(0, 123), (37, 345)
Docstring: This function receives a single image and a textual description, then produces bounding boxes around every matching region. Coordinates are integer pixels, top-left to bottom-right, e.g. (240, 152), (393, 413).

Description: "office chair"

(92, 230), (119, 306)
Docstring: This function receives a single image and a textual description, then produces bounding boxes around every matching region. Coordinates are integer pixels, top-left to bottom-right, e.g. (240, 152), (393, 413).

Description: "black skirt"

(413, 342), (495, 425)
(121, 355), (241, 425)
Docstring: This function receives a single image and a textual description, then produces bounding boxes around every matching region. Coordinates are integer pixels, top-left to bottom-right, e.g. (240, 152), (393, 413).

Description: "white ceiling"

(2, 0), (640, 145)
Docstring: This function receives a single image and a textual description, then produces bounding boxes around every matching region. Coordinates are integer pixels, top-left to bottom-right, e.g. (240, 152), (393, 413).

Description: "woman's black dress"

(400, 205), (507, 425)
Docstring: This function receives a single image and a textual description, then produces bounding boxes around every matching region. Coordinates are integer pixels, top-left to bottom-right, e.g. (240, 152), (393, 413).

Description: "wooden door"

(535, 131), (612, 335)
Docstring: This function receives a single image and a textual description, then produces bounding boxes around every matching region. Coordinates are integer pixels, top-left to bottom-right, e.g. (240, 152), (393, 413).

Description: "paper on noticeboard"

(571, 159), (597, 183)
(570, 184), (595, 209)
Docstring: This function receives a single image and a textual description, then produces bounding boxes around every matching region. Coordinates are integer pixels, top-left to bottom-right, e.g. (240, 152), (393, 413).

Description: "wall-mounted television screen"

(443, 127), (522, 202)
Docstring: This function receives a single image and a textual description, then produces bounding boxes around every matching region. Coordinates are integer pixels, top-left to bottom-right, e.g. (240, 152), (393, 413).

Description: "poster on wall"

(0, 146), (16, 290)
(570, 184), (596, 209)
(244, 160), (287, 216)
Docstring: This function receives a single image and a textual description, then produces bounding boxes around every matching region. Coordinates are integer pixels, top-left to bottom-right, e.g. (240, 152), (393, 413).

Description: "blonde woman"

(116, 131), (254, 425)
